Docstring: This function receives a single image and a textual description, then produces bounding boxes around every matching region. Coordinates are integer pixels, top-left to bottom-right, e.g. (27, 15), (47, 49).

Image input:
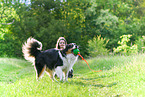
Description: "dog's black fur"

(35, 49), (63, 76)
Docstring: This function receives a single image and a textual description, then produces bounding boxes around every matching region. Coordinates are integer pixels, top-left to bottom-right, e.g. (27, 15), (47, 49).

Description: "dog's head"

(65, 43), (79, 55)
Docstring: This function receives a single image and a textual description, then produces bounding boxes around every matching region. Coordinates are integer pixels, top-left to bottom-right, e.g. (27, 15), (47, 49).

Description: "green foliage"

(96, 9), (119, 27)
(114, 35), (138, 55)
(85, 0), (145, 50)
(0, 3), (21, 57)
(88, 35), (109, 57)
(135, 36), (145, 53)
(0, 3), (19, 40)
(0, 33), (22, 57)
(1, 0), (145, 57)
(94, 9), (120, 49)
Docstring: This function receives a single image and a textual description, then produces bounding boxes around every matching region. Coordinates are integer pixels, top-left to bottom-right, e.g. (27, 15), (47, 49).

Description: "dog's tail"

(22, 37), (42, 63)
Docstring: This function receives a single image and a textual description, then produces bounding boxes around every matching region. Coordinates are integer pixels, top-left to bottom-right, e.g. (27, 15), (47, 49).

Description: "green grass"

(1, 54), (145, 97)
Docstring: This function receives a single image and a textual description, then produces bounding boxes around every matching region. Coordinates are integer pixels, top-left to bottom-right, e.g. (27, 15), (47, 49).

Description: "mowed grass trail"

(1, 54), (145, 97)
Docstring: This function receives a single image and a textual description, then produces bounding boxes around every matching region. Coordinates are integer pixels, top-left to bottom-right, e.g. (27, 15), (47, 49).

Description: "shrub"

(135, 36), (145, 53)
(113, 35), (138, 55)
(88, 35), (109, 57)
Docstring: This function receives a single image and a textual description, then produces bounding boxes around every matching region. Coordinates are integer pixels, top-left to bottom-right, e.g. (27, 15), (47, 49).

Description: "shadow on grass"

(92, 82), (117, 88)
(69, 75), (117, 88)
(69, 70), (119, 88)
(70, 80), (117, 88)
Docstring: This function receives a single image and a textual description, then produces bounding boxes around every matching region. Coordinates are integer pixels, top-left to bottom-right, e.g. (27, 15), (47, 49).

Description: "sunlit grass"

(1, 54), (145, 96)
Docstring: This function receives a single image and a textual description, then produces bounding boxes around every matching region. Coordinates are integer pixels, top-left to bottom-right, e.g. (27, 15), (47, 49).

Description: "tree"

(0, 2), (19, 39)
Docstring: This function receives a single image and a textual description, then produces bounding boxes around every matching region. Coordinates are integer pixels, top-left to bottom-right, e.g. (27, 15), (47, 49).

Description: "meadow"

(0, 54), (145, 97)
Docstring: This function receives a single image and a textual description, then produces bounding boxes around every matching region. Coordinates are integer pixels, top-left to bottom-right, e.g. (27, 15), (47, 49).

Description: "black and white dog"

(22, 37), (78, 81)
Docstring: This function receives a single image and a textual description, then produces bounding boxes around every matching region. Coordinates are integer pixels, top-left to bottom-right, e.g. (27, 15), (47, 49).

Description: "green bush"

(135, 36), (145, 53)
(0, 33), (22, 57)
(88, 35), (109, 57)
(113, 35), (138, 55)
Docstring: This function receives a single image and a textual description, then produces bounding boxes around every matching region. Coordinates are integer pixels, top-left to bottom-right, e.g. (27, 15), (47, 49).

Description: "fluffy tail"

(22, 37), (42, 63)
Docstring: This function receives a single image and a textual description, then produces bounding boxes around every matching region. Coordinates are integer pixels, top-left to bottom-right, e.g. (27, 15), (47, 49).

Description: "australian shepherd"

(22, 37), (78, 82)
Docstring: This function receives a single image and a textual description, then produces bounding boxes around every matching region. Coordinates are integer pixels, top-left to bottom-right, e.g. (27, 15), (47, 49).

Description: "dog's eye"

(70, 45), (73, 48)
(66, 44), (72, 48)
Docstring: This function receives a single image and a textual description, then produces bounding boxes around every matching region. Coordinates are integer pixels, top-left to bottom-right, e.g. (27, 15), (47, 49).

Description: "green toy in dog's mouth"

(72, 49), (80, 55)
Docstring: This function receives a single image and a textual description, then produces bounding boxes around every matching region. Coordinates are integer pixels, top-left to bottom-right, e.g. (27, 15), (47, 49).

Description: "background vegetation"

(1, 0), (145, 57)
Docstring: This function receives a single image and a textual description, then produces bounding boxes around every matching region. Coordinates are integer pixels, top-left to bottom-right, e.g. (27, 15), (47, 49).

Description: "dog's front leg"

(64, 71), (69, 82)
(55, 67), (63, 81)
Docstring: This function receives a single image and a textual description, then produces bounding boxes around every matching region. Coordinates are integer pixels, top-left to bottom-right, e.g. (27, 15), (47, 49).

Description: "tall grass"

(1, 54), (145, 97)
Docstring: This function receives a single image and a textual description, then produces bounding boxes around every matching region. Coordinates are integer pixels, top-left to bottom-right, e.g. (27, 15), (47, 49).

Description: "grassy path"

(0, 54), (145, 97)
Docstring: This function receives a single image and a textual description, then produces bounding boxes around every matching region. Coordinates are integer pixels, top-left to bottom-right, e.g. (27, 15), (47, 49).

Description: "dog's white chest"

(58, 51), (78, 69)
(66, 54), (78, 65)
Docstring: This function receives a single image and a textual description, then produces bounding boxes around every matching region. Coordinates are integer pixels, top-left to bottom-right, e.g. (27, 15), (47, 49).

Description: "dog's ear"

(65, 44), (69, 48)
